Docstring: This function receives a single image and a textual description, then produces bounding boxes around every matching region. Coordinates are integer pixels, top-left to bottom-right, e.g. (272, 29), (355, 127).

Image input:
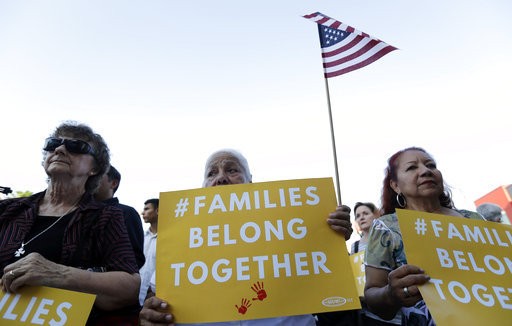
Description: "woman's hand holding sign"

(365, 263), (431, 320)
(327, 205), (353, 240)
(1, 253), (62, 293)
(387, 264), (430, 307)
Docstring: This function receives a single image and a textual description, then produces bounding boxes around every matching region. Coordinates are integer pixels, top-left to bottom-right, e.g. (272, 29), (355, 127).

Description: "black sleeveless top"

(19, 213), (73, 262)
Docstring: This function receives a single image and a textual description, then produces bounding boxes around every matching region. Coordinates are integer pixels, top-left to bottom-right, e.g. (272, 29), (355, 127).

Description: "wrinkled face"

(203, 153), (248, 187)
(42, 136), (97, 181)
(142, 203), (158, 224)
(354, 205), (377, 233)
(390, 150), (444, 201)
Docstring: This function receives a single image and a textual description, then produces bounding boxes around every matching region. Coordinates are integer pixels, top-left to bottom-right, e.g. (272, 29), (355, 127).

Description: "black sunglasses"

(43, 137), (95, 155)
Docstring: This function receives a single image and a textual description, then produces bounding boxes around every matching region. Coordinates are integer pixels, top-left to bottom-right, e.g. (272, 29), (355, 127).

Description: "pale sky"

(1, 1), (512, 243)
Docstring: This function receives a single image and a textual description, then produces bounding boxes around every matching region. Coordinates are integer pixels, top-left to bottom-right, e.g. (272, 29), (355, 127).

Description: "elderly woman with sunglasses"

(363, 147), (484, 326)
(0, 121), (141, 325)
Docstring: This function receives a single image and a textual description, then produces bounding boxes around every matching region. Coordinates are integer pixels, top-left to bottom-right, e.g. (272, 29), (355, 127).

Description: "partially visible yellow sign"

(0, 286), (95, 325)
(157, 178), (361, 323)
(397, 209), (512, 325)
(349, 250), (366, 297)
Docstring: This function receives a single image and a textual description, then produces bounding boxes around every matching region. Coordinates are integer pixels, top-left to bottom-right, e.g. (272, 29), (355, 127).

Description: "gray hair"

(476, 202), (503, 222)
(202, 149), (252, 187)
(45, 121), (110, 194)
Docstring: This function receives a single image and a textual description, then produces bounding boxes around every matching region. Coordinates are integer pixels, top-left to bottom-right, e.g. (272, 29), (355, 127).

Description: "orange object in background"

(474, 185), (512, 224)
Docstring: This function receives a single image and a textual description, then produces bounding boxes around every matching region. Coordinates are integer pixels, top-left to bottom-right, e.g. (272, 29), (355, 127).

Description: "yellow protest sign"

(349, 250), (366, 297)
(0, 286), (95, 326)
(156, 178), (360, 323)
(397, 209), (512, 325)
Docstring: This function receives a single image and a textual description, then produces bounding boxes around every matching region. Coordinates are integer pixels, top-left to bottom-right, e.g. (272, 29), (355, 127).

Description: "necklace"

(14, 202), (78, 258)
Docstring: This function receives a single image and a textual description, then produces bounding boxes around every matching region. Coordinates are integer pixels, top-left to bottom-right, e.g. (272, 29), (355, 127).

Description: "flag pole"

(304, 11), (397, 206)
(323, 77), (342, 206)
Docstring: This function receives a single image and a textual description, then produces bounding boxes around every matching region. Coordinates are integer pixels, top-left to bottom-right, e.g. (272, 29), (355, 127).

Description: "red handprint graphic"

(251, 281), (267, 301)
(235, 298), (252, 315)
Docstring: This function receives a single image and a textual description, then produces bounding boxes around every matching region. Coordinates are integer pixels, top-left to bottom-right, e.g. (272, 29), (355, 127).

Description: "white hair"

(476, 202), (503, 222)
(202, 149), (252, 186)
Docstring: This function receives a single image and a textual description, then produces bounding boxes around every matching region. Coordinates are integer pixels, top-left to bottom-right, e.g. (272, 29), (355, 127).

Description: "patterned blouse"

(365, 209), (483, 326)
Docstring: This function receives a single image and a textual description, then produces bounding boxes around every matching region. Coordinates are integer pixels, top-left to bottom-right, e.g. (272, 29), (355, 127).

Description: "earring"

(396, 193), (407, 208)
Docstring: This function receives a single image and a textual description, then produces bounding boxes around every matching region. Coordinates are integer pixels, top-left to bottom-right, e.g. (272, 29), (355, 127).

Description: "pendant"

(14, 243), (25, 257)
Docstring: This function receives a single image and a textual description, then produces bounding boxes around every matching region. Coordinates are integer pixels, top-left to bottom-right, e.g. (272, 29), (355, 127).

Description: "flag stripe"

(324, 46), (397, 78)
(324, 39), (384, 68)
(304, 12), (397, 78)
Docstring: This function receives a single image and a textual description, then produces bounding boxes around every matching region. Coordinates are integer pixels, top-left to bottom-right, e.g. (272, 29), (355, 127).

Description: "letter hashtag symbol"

(174, 198), (189, 217)
(414, 218), (427, 235)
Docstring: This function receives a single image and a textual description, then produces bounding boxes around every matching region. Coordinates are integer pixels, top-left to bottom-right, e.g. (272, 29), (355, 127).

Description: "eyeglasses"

(43, 137), (95, 155)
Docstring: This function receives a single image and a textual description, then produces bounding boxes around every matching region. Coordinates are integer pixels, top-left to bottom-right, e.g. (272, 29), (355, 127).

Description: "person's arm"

(364, 264), (430, 320)
(1, 252), (140, 310)
(63, 266), (140, 310)
(364, 266), (401, 320)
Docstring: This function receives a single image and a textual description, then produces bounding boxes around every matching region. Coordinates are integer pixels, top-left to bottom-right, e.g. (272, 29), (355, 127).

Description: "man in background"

(95, 164), (145, 268)
(139, 198), (159, 306)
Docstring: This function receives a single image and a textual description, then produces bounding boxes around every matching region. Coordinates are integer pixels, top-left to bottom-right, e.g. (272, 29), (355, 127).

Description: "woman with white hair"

(139, 148), (353, 326)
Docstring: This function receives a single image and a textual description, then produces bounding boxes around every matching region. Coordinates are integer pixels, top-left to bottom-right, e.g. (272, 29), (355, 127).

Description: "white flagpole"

(323, 77), (342, 206)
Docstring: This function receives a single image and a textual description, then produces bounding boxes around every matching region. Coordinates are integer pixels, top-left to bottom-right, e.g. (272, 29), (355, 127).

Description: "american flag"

(304, 12), (397, 78)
